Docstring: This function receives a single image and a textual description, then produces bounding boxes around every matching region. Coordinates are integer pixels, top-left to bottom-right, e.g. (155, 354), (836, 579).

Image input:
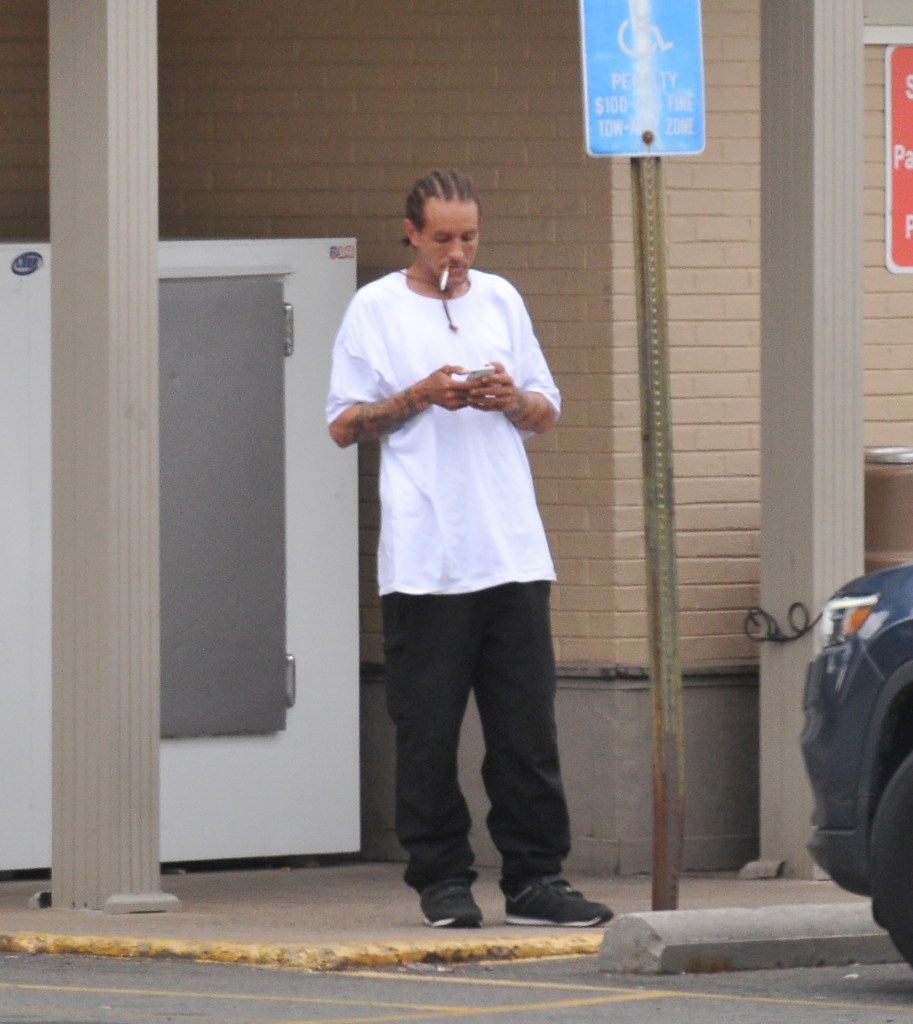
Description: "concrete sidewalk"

(0, 861), (900, 973)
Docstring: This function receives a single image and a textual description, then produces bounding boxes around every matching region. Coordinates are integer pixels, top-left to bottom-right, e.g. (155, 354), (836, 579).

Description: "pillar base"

(104, 892), (182, 914)
(29, 889), (182, 913)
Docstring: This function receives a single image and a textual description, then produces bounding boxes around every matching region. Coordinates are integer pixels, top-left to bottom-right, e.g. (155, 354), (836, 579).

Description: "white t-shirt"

(326, 269), (560, 596)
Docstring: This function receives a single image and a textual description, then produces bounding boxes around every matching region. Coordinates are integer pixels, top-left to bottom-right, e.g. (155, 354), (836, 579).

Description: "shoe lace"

(429, 879), (471, 904)
(541, 876), (586, 899)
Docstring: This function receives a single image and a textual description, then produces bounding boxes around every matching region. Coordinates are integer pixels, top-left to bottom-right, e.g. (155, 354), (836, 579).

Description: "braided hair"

(402, 168), (480, 244)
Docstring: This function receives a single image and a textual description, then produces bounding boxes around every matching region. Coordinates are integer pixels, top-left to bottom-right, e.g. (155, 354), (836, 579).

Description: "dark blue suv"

(802, 563), (913, 965)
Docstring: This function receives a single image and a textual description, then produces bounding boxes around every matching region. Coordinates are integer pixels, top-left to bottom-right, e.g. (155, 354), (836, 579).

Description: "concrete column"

(755, 1), (864, 877)
(48, 0), (179, 913)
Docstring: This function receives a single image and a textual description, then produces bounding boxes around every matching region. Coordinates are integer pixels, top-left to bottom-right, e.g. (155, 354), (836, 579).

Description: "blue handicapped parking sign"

(580, 0), (705, 157)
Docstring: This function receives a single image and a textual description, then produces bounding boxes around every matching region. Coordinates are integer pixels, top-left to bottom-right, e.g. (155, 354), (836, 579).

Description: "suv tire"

(870, 747), (913, 967)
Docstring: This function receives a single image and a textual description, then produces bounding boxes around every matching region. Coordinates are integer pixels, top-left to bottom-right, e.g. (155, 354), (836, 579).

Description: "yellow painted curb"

(0, 930), (604, 971)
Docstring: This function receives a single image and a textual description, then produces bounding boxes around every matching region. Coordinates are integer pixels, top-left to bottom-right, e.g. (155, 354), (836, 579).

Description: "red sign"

(887, 47), (913, 273)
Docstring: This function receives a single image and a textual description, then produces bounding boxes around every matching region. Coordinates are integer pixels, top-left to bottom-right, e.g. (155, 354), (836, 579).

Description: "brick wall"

(2, 2), (907, 671)
(155, 0), (621, 664)
(609, 0), (761, 665)
(155, 0), (760, 668)
(0, 2), (47, 240)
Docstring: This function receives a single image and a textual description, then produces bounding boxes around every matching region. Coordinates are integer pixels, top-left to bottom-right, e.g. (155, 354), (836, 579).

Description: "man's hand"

(467, 362), (556, 435)
(414, 365), (476, 411)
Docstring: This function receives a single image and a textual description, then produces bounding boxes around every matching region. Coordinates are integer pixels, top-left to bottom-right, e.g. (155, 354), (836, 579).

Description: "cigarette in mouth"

(439, 268), (449, 292)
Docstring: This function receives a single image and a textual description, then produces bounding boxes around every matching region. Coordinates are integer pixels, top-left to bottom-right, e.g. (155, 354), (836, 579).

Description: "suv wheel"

(871, 747), (913, 967)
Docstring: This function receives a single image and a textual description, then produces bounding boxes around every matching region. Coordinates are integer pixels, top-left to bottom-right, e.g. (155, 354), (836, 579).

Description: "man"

(327, 169), (612, 929)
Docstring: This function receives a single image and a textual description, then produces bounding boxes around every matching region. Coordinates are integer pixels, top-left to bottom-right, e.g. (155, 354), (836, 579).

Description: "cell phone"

(466, 366), (495, 381)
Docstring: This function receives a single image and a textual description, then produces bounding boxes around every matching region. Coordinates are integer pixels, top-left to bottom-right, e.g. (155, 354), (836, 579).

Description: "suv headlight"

(820, 594), (879, 648)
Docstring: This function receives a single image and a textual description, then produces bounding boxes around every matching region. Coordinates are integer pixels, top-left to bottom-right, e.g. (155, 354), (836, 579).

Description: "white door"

(0, 245), (52, 869)
(0, 239), (360, 868)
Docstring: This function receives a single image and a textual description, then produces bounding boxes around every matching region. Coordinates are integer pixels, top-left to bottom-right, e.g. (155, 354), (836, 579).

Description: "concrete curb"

(0, 930), (604, 972)
(599, 903), (902, 974)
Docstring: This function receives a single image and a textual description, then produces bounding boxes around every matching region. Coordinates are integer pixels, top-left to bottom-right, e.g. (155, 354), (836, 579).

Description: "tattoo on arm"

(506, 390), (555, 434)
(344, 386), (430, 445)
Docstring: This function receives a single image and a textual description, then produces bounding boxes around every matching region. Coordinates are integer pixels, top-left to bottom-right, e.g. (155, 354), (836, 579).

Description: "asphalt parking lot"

(1, 950), (911, 1024)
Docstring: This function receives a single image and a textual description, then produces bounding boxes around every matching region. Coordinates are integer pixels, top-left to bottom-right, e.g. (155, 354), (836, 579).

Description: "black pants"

(382, 581), (571, 893)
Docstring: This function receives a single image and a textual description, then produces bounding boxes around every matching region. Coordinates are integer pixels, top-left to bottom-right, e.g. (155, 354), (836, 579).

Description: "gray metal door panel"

(159, 276), (287, 737)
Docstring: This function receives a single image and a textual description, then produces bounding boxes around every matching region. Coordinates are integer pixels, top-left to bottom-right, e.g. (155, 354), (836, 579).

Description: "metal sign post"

(630, 151), (684, 911)
(580, 0), (705, 910)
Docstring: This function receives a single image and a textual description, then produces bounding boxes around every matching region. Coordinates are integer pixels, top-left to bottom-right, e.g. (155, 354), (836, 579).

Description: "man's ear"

(402, 218), (419, 247)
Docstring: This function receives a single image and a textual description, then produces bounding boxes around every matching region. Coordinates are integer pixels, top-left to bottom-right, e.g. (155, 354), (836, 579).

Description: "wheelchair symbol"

(618, 0), (673, 58)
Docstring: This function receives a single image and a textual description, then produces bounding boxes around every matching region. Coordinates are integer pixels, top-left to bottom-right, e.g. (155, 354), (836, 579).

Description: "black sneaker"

(420, 877), (483, 928)
(504, 875), (613, 927)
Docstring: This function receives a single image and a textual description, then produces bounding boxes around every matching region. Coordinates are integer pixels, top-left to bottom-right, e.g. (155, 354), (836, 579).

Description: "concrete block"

(599, 902), (901, 974)
(739, 858), (785, 879)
